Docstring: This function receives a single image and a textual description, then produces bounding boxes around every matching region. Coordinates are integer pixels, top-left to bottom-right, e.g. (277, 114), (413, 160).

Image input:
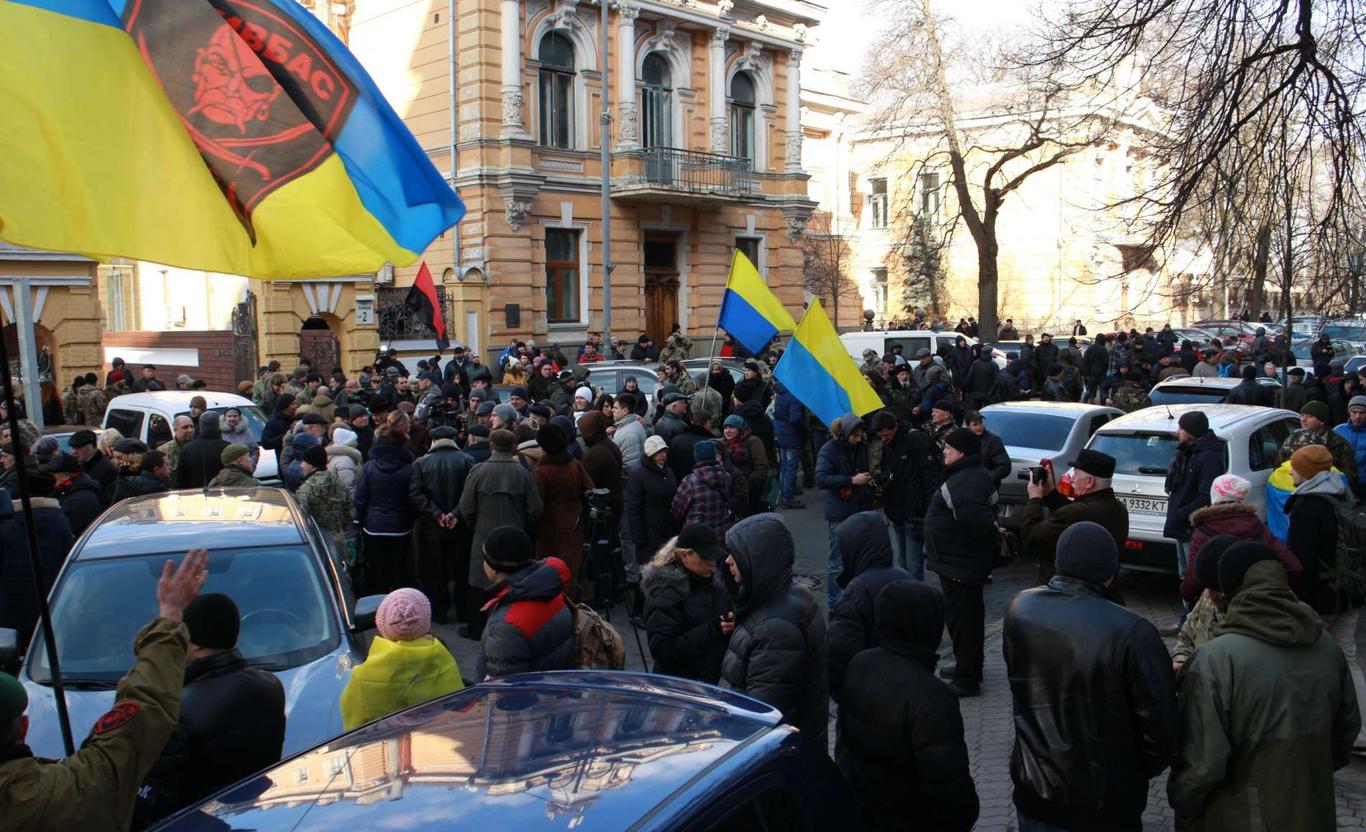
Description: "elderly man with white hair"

(1019, 448), (1129, 585)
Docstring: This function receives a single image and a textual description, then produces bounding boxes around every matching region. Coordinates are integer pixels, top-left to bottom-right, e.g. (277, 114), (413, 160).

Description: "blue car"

(4, 488), (384, 760)
(156, 672), (854, 831)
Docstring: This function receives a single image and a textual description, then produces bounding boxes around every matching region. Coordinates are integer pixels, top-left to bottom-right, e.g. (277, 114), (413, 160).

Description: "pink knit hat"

(1209, 473), (1251, 505)
(375, 588), (431, 642)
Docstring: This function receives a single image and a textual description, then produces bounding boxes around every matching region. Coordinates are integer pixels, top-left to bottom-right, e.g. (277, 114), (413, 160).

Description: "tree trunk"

(1250, 223), (1271, 319)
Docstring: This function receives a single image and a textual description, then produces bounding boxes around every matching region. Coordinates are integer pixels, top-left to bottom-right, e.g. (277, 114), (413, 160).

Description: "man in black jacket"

(134, 593), (285, 829)
(873, 410), (940, 579)
(1164, 411), (1227, 586)
(68, 428), (116, 503)
(837, 579), (979, 831)
(966, 410), (1011, 486)
(965, 347), (998, 412)
(924, 428), (1000, 697)
(1226, 364), (1274, 406)
(721, 513), (828, 746)
(1083, 335), (1110, 403)
(652, 393), (691, 447)
(1004, 522), (1177, 831)
(408, 426), (474, 624)
(259, 394), (297, 455)
(1033, 333), (1060, 388)
(641, 524), (732, 683)
(44, 453), (104, 537)
(1021, 449), (1129, 584)
(175, 410), (230, 489)
(827, 511), (909, 699)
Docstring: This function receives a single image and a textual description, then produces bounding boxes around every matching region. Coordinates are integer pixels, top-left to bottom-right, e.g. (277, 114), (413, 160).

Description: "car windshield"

(1149, 386), (1231, 405)
(31, 545), (337, 684)
(175, 405), (267, 440)
(1321, 322), (1366, 341)
(980, 411), (1075, 451)
(1089, 432), (1183, 476)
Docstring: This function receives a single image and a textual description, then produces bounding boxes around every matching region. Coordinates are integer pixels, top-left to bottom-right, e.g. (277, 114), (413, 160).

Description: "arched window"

(640, 53), (672, 148)
(538, 32), (575, 149)
(729, 72), (756, 162)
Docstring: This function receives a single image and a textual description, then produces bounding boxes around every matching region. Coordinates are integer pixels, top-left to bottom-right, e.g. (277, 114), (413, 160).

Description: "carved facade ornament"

(793, 22), (808, 42)
(716, 0), (733, 17)
(787, 47), (802, 65)
(618, 100), (639, 143)
(505, 199), (532, 231)
(501, 88), (524, 129)
(710, 117), (728, 153)
(547, 0), (584, 32)
(785, 132), (802, 167)
(711, 24), (731, 44)
(736, 40), (765, 73)
(753, 14), (770, 31)
(646, 20), (683, 56)
(617, 2), (640, 21)
(785, 213), (808, 242)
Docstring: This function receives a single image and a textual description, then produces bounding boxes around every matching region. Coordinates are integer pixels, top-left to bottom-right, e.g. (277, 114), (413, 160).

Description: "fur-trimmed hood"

(1189, 500), (1258, 525)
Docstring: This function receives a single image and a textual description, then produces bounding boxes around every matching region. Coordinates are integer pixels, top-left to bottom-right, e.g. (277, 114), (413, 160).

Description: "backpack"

(572, 603), (626, 669)
(1328, 497), (1366, 602)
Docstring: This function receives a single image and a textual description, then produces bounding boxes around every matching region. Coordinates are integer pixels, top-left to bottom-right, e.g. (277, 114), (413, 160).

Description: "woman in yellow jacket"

(340, 588), (464, 730)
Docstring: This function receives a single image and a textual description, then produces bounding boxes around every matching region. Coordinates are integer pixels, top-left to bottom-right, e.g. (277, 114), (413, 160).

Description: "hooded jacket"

(579, 411), (623, 520)
(175, 411), (229, 489)
(641, 548), (732, 683)
(1004, 576), (1178, 831)
(476, 557), (575, 679)
(339, 636), (464, 731)
(878, 421), (941, 526)
(720, 514), (828, 747)
(326, 443), (363, 499)
(1163, 432), (1227, 542)
(353, 442), (416, 535)
(1180, 501), (1300, 605)
(815, 412), (873, 521)
(1334, 418), (1366, 488)
(924, 455), (1000, 585)
(1285, 469), (1354, 613)
(837, 580), (979, 832)
(827, 512), (910, 699)
(1168, 560), (1360, 831)
(54, 472), (104, 538)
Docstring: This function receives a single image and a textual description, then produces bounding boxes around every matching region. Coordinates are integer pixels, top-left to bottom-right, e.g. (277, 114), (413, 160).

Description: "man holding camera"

(1020, 449), (1129, 585)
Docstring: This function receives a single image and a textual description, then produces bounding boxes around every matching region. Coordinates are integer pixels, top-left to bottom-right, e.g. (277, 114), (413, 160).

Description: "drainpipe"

(448, 0), (461, 276)
(600, 0), (613, 348)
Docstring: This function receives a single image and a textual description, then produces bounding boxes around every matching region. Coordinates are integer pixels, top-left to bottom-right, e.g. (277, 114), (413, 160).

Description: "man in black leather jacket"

(408, 426), (475, 624)
(1003, 522), (1177, 831)
(134, 593), (285, 829)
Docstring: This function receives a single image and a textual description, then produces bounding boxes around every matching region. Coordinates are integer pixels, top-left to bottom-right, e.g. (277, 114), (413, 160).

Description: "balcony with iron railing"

(612, 147), (757, 206)
(376, 285), (458, 344)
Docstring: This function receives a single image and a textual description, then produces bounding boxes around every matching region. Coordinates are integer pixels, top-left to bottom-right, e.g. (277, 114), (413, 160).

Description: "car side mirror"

(353, 595), (386, 632)
(0, 628), (18, 674)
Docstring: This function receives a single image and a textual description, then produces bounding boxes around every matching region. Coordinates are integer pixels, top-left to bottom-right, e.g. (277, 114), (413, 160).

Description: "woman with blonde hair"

(640, 525), (733, 683)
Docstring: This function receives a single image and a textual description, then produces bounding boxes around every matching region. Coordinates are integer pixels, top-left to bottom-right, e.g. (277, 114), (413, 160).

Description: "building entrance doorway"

(298, 315), (340, 373)
(643, 235), (679, 345)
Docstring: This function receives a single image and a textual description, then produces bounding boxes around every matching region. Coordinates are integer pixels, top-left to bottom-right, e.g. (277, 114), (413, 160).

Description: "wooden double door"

(643, 235), (680, 345)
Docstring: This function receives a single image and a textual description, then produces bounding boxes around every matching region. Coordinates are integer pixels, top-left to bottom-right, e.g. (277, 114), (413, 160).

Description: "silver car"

(981, 402), (1123, 528)
(5, 488), (383, 759)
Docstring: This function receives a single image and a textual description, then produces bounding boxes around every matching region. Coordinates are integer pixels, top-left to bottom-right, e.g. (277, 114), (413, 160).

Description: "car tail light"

(1124, 540), (1144, 550)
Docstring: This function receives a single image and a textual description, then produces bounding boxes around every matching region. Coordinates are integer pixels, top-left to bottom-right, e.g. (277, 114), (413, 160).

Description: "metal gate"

(230, 293), (258, 386)
(298, 317), (340, 373)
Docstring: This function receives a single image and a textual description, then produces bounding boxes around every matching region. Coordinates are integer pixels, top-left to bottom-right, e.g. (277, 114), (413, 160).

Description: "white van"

(839, 330), (972, 363)
(101, 391), (280, 482)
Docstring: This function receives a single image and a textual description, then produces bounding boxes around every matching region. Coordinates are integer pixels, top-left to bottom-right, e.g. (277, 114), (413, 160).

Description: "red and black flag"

(404, 261), (448, 349)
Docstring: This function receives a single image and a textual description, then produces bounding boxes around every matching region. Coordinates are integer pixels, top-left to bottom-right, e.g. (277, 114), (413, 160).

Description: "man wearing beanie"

(1164, 409), (1227, 591)
(924, 426), (1000, 697)
(1285, 442), (1357, 613)
(1004, 522), (1178, 831)
(208, 444), (259, 487)
(458, 431), (543, 639)
(1170, 543), (1360, 830)
(409, 425), (475, 624)
(1282, 399), (1358, 481)
(672, 438), (736, 538)
(1334, 394), (1366, 497)
(134, 592), (285, 828)
(295, 442), (353, 553)
(476, 525), (574, 678)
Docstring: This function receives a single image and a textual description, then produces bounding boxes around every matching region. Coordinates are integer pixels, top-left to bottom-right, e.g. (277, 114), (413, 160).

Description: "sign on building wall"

(355, 294), (375, 325)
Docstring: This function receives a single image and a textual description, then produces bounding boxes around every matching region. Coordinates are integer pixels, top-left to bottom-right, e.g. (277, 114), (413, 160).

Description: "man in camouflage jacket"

(295, 445), (352, 549)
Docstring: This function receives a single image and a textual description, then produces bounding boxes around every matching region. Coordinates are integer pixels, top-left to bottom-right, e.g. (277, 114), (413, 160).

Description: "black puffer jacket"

(1003, 576), (1177, 831)
(977, 428), (1011, 484)
(837, 580), (979, 831)
(924, 455), (1000, 585)
(134, 648), (285, 828)
(965, 356), (997, 402)
(0, 497), (74, 652)
(641, 552), (732, 683)
(878, 423), (940, 527)
(476, 557), (575, 679)
(354, 442), (415, 534)
(626, 457), (679, 563)
(113, 469), (170, 502)
(54, 473), (104, 538)
(175, 411), (229, 489)
(82, 450), (118, 502)
(828, 511), (909, 699)
(1163, 431), (1227, 542)
(407, 439), (473, 521)
(720, 514), (828, 747)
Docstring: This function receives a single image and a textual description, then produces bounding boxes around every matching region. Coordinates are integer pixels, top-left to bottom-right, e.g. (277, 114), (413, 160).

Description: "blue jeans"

(778, 447), (800, 502)
(1175, 539), (1191, 628)
(887, 519), (925, 580)
(827, 523), (844, 608)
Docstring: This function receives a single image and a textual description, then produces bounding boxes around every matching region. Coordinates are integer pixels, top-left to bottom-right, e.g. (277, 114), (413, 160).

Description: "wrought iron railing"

(376, 285), (457, 342)
(622, 147), (755, 196)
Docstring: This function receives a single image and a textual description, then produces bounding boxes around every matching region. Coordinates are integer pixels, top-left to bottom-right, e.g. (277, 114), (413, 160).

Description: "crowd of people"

(2, 315), (1365, 830)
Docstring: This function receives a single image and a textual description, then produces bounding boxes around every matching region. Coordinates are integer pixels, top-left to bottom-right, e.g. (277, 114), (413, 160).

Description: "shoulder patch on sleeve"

(93, 701), (140, 735)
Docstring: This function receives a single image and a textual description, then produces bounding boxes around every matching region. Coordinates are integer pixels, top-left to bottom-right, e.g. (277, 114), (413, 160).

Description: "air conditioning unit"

(375, 263), (394, 284)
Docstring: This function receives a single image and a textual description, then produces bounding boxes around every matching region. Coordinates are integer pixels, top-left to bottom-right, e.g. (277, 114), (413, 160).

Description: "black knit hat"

(300, 445), (327, 469)
(1194, 534), (1241, 591)
(1218, 541), (1279, 597)
(483, 525), (533, 572)
(183, 593), (240, 650)
(537, 423), (570, 455)
(944, 428), (980, 456)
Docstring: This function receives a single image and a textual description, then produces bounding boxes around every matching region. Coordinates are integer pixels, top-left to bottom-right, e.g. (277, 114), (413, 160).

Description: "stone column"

(500, 0), (524, 136)
(785, 48), (803, 171)
(709, 25), (730, 153)
(616, 3), (640, 148)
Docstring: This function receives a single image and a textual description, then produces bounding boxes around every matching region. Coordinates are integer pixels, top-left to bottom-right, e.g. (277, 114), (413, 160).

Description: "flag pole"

(0, 327), (75, 756)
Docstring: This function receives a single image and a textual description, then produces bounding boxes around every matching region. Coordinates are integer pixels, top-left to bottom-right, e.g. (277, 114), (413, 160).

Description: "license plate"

(1121, 496), (1168, 515)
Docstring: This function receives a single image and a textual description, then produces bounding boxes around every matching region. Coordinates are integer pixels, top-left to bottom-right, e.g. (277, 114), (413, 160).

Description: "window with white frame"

(640, 53), (672, 149)
(869, 178), (888, 229)
(545, 228), (581, 323)
(872, 267), (888, 315)
(918, 171), (941, 216)
(538, 32), (575, 149)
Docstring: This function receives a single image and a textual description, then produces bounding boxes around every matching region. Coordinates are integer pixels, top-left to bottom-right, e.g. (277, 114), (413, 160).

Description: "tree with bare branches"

(801, 210), (864, 330)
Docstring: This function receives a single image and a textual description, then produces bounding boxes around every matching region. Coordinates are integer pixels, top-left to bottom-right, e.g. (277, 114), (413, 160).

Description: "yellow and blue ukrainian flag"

(774, 299), (882, 427)
(0, 0), (464, 279)
(717, 251), (798, 353)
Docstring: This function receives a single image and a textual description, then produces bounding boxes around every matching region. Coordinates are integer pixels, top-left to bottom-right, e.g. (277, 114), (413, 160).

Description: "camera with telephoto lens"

(584, 488), (613, 522)
(1019, 466), (1048, 483)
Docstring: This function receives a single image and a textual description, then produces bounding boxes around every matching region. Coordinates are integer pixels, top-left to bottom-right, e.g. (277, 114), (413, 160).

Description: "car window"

(1088, 432), (1183, 475)
(1248, 425), (1281, 471)
(1149, 386), (1229, 405)
(147, 414), (172, 447)
(1322, 322), (1366, 341)
(104, 408), (144, 440)
(885, 336), (930, 357)
(180, 405), (267, 440)
(587, 369), (619, 396)
(707, 787), (810, 832)
(979, 411), (1075, 451)
(31, 545), (338, 684)
(1086, 413), (1112, 436)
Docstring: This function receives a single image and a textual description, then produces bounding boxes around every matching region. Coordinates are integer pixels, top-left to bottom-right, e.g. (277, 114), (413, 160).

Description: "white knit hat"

(332, 427), (358, 448)
(1209, 473), (1251, 504)
(574, 386), (593, 402)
